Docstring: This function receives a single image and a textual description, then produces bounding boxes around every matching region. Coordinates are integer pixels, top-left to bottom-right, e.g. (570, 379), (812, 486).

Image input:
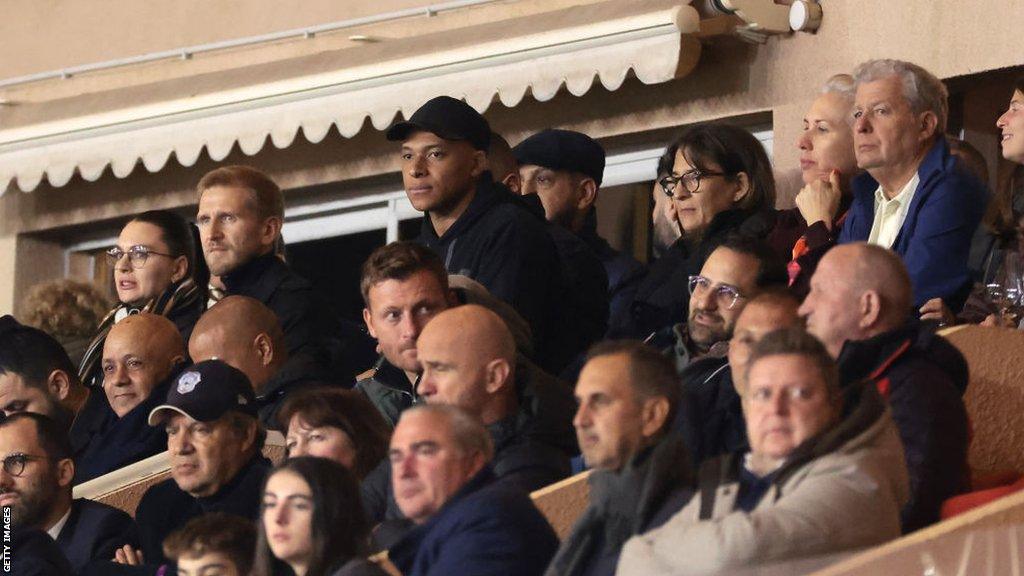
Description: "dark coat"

(579, 220), (645, 332)
(71, 374), (176, 484)
(545, 434), (694, 576)
(839, 138), (989, 310)
(257, 351), (336, 430)
(329, 558), (390, 576)
(355, 357), (418, 428)
(837, 322), (970, 532)
(361, 361), (575, 524)
(134, 455), (271, 567)
(11, 528), (73, 576)
(609, 209), (775, 339)
(415, 179), (562, 361)
(674, 357), (748, 469)
(389, 466), (559, 576)
(222, 252), (356, 384)
(57, 498), (140, 575)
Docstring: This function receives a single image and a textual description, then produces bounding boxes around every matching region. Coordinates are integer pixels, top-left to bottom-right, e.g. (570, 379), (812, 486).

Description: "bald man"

(362, 304), (573, 526)
(72, 313), (186, 483)
(189, 295), (332, 429)
(800, 243), (969, 532)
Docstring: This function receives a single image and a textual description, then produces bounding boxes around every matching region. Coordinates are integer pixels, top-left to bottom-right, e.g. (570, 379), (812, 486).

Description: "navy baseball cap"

(148, 359), (258, 426)
(386, 96), (491, 151)
(513, 129), (606, 186)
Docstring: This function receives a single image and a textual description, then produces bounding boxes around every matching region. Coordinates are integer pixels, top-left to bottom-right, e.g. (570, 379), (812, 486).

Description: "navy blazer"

(56, 498), (140, 574)
(839, 138), (989, 309)
(389, 467), (558, 576)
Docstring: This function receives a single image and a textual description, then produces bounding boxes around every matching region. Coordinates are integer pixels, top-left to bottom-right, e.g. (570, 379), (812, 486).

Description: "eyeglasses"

(0, 453), (48, 477)
(659, 169), (728, 197)
(105, 245), (176, 269)
(688, 275), (745, 310)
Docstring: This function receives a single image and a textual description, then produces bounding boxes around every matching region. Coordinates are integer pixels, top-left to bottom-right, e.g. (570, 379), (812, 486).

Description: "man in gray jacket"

(617, 328), (909, 575)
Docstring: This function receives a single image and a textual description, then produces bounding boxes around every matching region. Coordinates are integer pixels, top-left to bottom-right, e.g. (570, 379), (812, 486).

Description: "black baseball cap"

(513, 129), (606, 186)
(148, 360), (258, 426)
(386, 96), (491, 151)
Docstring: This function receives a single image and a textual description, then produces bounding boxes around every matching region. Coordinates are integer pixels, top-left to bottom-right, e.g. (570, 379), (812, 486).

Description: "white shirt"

(868, 173), (920, 248)
(46, 506), (72, 541)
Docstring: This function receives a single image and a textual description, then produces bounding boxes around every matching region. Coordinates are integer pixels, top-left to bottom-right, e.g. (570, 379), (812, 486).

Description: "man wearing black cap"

(112, 360), (270, 571)
(387, 96), (562, 370)
(514, 129), (646, 330)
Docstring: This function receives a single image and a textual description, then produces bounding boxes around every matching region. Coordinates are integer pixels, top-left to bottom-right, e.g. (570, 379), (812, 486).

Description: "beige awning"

(0, 0), (703, 193)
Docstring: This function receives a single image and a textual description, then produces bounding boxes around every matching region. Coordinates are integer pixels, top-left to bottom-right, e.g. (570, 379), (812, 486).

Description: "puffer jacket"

(616, 382), (909, 576)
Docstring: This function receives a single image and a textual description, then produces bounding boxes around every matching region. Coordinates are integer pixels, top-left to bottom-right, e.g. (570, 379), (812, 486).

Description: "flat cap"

(513, 129), (606, 186)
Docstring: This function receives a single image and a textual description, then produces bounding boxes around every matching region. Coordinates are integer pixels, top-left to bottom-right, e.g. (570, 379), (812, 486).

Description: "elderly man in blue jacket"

(387, 404), (558, 576)
(839, 59), (988, 313)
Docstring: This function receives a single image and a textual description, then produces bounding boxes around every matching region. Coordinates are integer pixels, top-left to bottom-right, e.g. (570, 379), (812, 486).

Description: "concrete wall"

(2, 0), (1023, 312)
(1, 0), (440, 78)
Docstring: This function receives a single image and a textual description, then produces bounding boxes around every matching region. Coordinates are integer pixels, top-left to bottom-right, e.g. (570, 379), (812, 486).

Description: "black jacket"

(57, 498), (140, 575)
(837, 323), (970, 532)
(134, 455), (271, 567)
(609, 209), (774, 339)
(11, 528), (73, 576)
(674, 356), (748, 469)
(579, 214), (646, 331)
(520, 194), (609, 374)
(257, 351), (336, 430)
(416, 179), (562, 362)
(71, 374), (176, 484)
(389, 466), (559, 576)
(355, 356), (418, 428)
(545, 434), (694, 576)
(222, 252), (356, 384)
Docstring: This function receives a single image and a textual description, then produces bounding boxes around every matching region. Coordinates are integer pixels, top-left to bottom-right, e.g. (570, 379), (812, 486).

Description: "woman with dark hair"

(611, 123), (777, 339)
(79, 210), (208, 385)
(253, 457), (387, 576)
(277, 388), (390, 481)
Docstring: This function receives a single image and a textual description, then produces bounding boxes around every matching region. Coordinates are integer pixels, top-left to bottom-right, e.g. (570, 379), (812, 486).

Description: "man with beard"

(0, 412), (138, 574)
(0, 317), (90, 431)
(653, 237), (787, 375)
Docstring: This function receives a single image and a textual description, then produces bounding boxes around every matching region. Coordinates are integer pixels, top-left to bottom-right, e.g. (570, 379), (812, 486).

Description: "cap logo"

(177, 371), (201, 394)
(237, 394), (248, 405)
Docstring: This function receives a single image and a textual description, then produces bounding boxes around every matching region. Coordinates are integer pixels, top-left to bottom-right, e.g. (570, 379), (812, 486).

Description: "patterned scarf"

(78, 279), (202, 386)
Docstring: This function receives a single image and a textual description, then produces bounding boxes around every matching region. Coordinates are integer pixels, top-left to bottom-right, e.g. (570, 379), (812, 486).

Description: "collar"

(836, 324), (917, 384)
(853, 138), (950, 205)
(372, 356), (418, 396)
(419, 178), (512, 243)
(221, 252), (280, 299)
(873, 171), (919, 205)
(45, 506), (72, 540)
(194, 455), (272, 509)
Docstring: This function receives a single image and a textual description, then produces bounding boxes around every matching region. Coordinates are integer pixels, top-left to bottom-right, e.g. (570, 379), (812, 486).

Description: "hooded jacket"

(837, 322), (970, 532)
(416, 178), (562, 362)
(616, 383), (909, 576)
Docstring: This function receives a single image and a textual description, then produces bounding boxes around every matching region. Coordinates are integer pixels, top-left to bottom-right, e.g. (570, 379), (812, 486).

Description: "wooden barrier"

(940, 325), (1024, 479)
(73, 431), (287, 517)
(530, 470), (592, 539)
(809, 482), (1024, 575)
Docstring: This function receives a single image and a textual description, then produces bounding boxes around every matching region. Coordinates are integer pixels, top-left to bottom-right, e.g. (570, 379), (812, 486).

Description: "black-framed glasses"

(659, 170), (728, 197)
(105, 245), (176, 269)
(688, 275), (745, 310)
(1, 453), (48, 477)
